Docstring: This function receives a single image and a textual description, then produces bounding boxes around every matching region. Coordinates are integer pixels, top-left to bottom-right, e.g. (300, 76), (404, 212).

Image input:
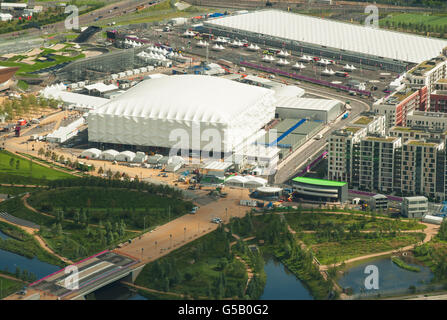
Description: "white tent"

(100, 149), (119, 161)
(168, 156), (186, 165)
(115, 151), (136, 162)
(147, 154), (163, 164)
(81, 148), (101, 159)
(243, 176), (267, 188)
(225, 175), (246, 187)
(133, 151), (147, 163)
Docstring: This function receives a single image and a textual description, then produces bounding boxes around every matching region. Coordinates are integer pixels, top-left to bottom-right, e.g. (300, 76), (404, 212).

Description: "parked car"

(211, 217), (222, 224)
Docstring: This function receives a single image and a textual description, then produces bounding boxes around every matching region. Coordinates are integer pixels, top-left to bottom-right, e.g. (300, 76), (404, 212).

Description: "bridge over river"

(7, 250), (145, 300)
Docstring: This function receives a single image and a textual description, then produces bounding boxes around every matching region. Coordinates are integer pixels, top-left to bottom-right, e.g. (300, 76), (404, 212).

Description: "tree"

(9, 158), (14, 168)
(15, 160), (20, 170)
(97, 167), (104, 175)
(57, 223), (63, 236)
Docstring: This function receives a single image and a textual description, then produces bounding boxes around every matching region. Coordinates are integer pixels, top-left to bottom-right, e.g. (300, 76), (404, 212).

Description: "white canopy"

(81, 148), (101, 159)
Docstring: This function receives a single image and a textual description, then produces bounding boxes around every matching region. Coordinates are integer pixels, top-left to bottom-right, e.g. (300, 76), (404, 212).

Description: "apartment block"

(430, 89), (447, 113)
(389, 125), (447, 143)
(401, 140), (445, 200)
(327, 126), (366, 186)
(358, 136), (401, 193)
(372, 87), (425, 129)
(406, 110), (447, 132)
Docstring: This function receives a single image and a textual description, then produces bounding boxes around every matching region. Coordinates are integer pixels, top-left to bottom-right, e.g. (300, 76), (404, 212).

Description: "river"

(260, 256), (314, 300)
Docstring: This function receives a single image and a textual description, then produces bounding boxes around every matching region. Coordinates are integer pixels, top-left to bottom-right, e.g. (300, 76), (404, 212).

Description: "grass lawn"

(380, 13), (447, 28)
(0, 51), (85, 77)
(0, 274), (23, 299)
(0, 150), (75, 185)
(285, 211), (425, 232)
(302, 233), (425, 265)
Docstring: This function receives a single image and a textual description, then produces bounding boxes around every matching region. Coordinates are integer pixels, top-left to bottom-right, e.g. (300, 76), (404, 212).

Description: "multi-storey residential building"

(350, 113), (386, 136)
(372, 87), (425, 129)
(405, 110), (447, 132)
(328, 113), (386, 187)
(327, 126), (367, 186)
(401, 140), (445, 200)
(406, 56), (447, 95)
(429, 90), (447, 113)
(389, 125), (447, 142)
(358, 136), (401, 193)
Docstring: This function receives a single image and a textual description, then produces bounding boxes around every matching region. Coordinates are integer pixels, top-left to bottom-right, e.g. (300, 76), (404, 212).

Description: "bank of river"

(260, 256), (314, 300)
(0, 247), (60, 280)
(338, 256), (434, 298)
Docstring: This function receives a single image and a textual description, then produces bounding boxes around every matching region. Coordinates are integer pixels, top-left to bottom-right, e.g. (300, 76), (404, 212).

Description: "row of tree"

(1, 95), (60, 121)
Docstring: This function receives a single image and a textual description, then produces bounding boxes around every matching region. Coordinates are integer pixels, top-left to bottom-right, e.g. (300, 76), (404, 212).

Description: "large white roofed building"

(88, 75), (276, 154)
(204, 10), (447, 71)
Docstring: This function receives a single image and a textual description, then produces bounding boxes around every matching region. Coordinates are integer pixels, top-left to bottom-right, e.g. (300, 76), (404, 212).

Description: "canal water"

(260, 256), (314, 300)
(0, 247), (60, 280)
(338, 256), (434, 297)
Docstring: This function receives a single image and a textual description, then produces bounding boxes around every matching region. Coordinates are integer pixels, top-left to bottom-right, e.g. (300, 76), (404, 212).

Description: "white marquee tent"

(81, 148), (101, 159)
(115, 151), (136, 162)
(100, 149), (119, 161)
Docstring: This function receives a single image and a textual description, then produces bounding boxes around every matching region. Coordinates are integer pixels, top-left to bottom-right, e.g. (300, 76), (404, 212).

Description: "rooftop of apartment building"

(408, 57), (446, 76)
(430, 89), (447, 96)
(410, 110), (447, 118)
(406, 140), (440, 147)
(379, 87), (418, 105)
(340, 126), (363, 134)
(352, 116), (375, 126)
(363, 136), (398, 143)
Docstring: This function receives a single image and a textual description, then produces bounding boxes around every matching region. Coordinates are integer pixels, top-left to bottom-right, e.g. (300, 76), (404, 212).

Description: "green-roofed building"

(292, 176), (348, 202)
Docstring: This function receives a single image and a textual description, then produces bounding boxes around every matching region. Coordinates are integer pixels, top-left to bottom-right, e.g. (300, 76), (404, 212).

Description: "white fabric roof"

(92, 75), (273, 123)
(276, 97), (341, 111)
(88, 75), (276, 150)
(205, 10), (447, 63)
(41, 85), (109, 110)
(257, 186), (282, 193)
(225, 175), (267, 186)
(81, 148), (101, 157)
(272, 85), (305, 99)
(101, 149), (119, 156)
(85, 83), (118, 93)
(204, 161), (233, 171)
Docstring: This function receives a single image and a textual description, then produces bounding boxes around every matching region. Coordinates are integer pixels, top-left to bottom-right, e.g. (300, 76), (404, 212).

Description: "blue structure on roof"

(268, 119), (306, 147)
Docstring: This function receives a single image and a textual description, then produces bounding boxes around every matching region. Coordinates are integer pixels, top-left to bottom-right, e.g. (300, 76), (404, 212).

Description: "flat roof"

(353, 116), (374, 126)
(363, 136), (398, 142)
(205, 9), (447, 63)
(276, 97), (341, 111)
(292, 176), (347, 187)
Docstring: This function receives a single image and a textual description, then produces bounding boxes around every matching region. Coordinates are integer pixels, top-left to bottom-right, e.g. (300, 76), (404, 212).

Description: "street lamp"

(184, 227), (186, 241)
